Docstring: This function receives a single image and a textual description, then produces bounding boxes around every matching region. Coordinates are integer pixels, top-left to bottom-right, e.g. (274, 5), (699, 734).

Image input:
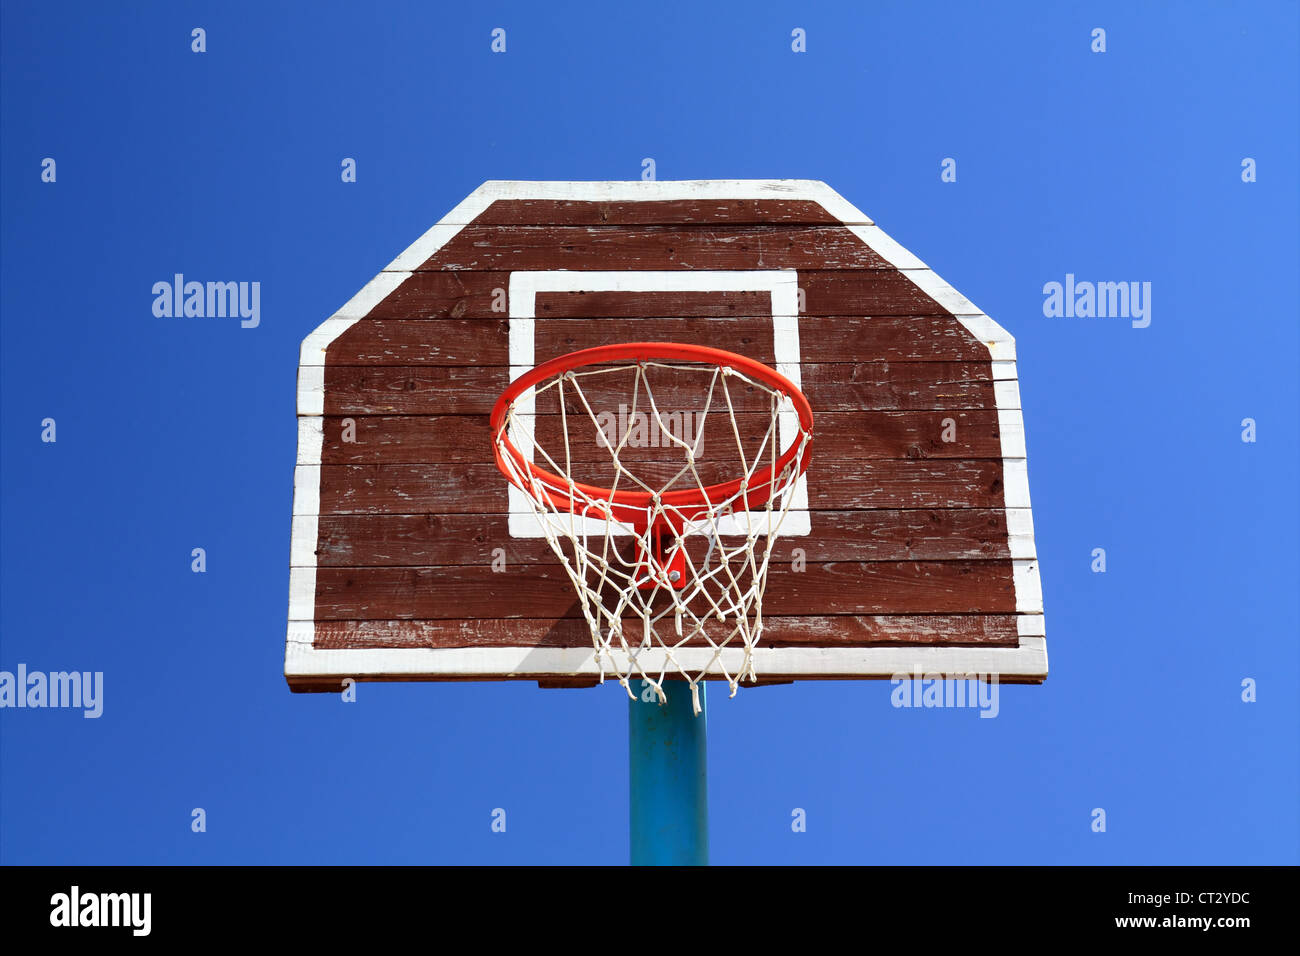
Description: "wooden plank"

(309, 560), (1018, 620)
(803, 362), (1002, 412)
(324, 318), (509, 366)
(809, 460), (1007, 510)
(794, 315), (993, 362)
(308, 509), (1019, 567)
(354, 269), (956, 321)
(533, 270), (946, 317)
(536, 290), (772, 317)
(472, 199), (842, 226)
(314, 514), (553, 567)
(315, 415), (489, 464)
(534, 317), (780, 364)
(310, 410), (1006, 465)
(307, 614), (1022, 649)
(500, 407), (1012, 464)
(366, 271), (510, 320)
(321, 316), (996, 366)
(415, 225), (894, 272)
(527, 361), (803, 414)
(315, 365), (504, 416)
(311, 362), (1007, 416)
(308, 459), (1008, 514)
(797, 270), (946, 316)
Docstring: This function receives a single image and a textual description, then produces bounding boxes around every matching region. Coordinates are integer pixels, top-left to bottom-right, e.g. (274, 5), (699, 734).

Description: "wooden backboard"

(286, 180), (1046, 691)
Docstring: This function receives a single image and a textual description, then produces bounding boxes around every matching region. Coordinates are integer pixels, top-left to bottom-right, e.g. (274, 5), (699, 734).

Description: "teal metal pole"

(629, 680), (708, 866)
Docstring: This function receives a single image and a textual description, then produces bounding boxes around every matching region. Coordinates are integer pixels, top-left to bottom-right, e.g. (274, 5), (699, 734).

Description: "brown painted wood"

(314, 459), (1006, 514)
(323, 315), (991, 366)
(358, 268), (948, 321)
(525, 361), (803, 414)
(319, 365), (503, 416)
(539, 314), (993, 363)
(315, 514), (555, 567)
(366, 271), (512, 320)
(535, 270), (945, 317)
(317, 362), (999, 416)
(290, 188), (1045, 686)
(477, 199), (842, 226)
(798, 270), (946, 316)
(534, 317), (782, 364)
(311, 510), (1013, 568)
(536, 290), (773, 317)
(325, 318), (509, 366)
(802, 362), (999, 411)
(809, 460), (1007, 510)
(317, 410), (1003, 465)
(535, 363), (1001, 418)
(308, 614), (1020, 649)
(312, 560), (1016, 620)
(412, 225), (893, 272)
(793, 316), (993, 362)
(471, 198), (844, 226)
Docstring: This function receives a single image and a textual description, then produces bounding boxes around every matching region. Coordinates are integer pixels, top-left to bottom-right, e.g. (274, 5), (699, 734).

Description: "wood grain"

(356, 268), (948, 320)
(797, 270), (947, 316)
(308, 614), (1022, 649)
(364, 271), (512, 320)
(536, 290), (773, 317)
(312, 560), (1017, 620)
(312, 459), (1007, 514)
(413, 225), (893, 272)
(310, 509), (1015, 567)
(315, 410), (1003, 465)
(471, 198), (843, 226)
(314, 362), (1002, 416)
(322, 315), (994, 366)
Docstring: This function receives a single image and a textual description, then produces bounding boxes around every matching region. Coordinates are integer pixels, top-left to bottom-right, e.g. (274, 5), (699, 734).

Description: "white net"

(493, 355), (812, 713)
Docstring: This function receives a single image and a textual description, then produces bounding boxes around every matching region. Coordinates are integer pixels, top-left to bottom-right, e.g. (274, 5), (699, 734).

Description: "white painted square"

(506, 270), (810, 538)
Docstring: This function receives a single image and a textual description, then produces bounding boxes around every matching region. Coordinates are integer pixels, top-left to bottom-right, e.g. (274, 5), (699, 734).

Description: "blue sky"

(1, 1), (1296, 864)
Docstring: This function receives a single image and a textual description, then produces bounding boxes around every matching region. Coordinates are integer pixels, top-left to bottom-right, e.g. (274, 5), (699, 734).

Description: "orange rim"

(490, 342), (813, 526)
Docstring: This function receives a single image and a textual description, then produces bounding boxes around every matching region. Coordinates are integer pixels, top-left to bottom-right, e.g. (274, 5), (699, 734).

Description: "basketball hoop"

(491, 342), (814, 712)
